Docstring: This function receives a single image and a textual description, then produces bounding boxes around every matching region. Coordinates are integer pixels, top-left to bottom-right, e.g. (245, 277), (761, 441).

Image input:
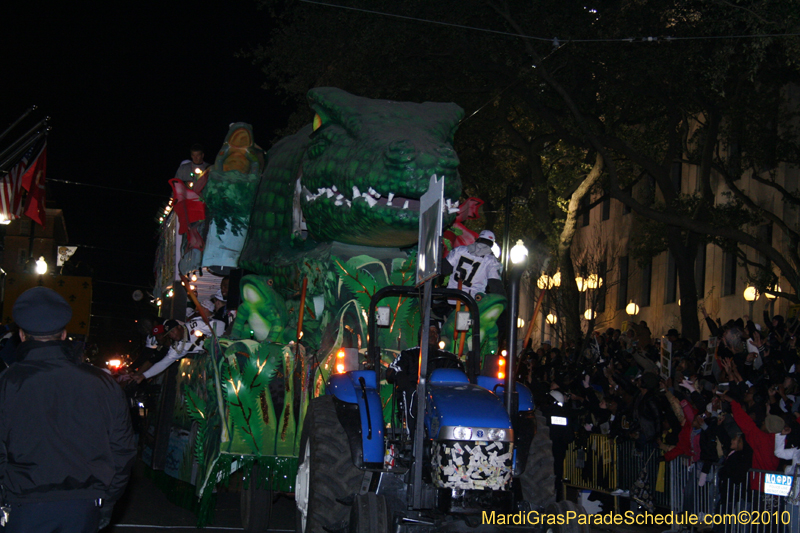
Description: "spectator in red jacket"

(723, 394), (783, 490)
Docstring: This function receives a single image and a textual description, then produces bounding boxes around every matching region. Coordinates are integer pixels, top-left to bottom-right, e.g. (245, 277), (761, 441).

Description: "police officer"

(0, 287), (136, 532)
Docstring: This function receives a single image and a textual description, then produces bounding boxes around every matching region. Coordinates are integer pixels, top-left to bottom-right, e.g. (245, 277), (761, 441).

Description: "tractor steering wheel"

(427, 354), (465, 374)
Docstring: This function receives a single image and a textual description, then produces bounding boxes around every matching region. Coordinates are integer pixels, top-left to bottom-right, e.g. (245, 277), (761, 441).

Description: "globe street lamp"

(743, 285), (759, 317)
(765, 284), (780, 316)
(626, 301), (640, 316)
(506, 240), (528, 414)
(35, 257), (47, 275)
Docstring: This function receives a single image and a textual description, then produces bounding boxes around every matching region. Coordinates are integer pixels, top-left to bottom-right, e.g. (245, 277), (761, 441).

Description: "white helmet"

(549, 390), (565, 406)
(478, 230), (496, 243)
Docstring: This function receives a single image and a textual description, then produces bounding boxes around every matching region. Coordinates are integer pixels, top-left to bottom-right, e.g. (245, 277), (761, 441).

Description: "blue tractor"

(294, 286), (588, 532)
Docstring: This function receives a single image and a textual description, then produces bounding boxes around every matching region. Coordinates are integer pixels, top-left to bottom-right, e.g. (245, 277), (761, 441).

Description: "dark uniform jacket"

(0, 341), (136, 504)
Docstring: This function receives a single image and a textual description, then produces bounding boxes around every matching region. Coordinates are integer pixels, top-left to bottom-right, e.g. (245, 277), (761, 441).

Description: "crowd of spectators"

(516, 308), (800, 500)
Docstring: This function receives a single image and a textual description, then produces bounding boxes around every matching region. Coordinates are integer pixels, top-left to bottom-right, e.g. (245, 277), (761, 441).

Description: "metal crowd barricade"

(716, 469), (800, 533)
(617, 439), (671, 509)
(563, 434), (619, 503)
(667, 455), (719, 529)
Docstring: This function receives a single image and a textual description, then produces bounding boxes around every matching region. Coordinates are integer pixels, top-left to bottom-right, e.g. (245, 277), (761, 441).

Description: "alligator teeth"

(387, 192), (394, 206)
(368, 187), (380, 198)
(364, 195), (378, 207)
(403, 200), (409, 209)
(331, 185), (338, 192)
(352, 186), (361, 199)
(325, 189), (334, 198)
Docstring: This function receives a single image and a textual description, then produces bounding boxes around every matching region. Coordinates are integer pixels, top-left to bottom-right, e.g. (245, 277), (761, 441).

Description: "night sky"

(1, 1), (293, 350)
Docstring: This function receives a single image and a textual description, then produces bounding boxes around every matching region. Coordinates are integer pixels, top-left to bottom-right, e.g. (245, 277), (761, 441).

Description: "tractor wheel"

(295, 395), (363, 533)
(542, 501), (591, 533)
(241, 464), (273, 533)
(518, 410), (556, 508)
(348, 493), (391, 533)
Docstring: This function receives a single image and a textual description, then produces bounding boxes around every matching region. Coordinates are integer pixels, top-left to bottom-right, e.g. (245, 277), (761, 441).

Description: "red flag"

(20, 143), (47, 227)
(169, 178), (205, 234)
(0, 144), (34, 223)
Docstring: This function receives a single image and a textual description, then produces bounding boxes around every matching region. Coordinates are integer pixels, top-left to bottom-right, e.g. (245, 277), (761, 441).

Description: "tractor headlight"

(487, 428), (506, 441)
(452, 426), (472, 440)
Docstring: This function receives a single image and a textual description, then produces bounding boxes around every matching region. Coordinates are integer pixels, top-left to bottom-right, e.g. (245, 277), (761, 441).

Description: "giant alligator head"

(298, 88), (464, 247)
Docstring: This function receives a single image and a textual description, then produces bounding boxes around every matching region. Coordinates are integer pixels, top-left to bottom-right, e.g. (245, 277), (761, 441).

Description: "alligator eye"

(312, 114), (323, 132)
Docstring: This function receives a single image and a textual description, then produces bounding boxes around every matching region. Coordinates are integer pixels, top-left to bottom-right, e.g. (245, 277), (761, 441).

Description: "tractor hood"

(425, 382), (513, 441)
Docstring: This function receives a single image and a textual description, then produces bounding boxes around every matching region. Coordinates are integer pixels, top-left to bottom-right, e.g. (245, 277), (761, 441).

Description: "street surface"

(109, 461), (295, 532)
(109, 461), (665, 533)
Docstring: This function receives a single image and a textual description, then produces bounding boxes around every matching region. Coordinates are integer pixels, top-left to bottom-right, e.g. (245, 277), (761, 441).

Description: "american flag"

(0, 140), (43, 223)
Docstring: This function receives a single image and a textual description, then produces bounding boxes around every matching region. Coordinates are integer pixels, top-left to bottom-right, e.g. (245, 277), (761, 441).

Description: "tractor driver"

(386, 321), (462, 442)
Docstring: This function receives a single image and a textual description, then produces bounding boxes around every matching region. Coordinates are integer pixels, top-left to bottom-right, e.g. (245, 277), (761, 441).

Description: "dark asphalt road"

(107, 461), (664, 533)
(107, 461), (295, 533)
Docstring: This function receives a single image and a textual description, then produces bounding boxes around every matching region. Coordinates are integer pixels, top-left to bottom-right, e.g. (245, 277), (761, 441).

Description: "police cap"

(13, 287), (73, 336)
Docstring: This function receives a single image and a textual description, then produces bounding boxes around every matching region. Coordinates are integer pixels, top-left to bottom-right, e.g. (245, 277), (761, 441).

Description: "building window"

(665, 252), (678, 304)
(641, 259), (652, 307)
(581, 194), (590, 227)
(756, 224), (773, 267)
(695, 245), (706, 298)
(597, 261), (607, 312)
(671, 160), (683, 193)
(722, 250), (737, 296)
(617, 256), (629, 310)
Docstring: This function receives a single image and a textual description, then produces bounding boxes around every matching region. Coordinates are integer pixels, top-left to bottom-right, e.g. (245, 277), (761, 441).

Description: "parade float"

(147, 88), (506, 527)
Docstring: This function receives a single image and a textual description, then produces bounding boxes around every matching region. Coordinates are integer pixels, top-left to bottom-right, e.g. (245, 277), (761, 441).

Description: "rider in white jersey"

(444, 229), (504, 300)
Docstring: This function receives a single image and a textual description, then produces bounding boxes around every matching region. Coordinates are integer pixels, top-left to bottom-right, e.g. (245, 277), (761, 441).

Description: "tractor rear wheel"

(295, 395), (363, 533)
(518, 410), (556, 508)
(348, 493), (391, 533)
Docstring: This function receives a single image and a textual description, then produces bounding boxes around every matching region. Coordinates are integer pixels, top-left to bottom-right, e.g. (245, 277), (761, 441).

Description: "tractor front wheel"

(295, 395), (362, 533)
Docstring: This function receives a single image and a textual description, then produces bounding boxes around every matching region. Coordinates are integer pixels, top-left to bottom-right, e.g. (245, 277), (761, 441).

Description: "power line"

(48, 178), (170, 198)
(299, 0), (800, 44)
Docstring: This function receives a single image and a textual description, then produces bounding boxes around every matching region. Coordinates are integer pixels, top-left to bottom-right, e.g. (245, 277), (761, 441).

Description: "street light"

(505, 240), (528, 414)
(546, 313), (558, 325)
(626, 301), (640, 316)
(586, 273), (603, 289)
(766, 283), (780, 315)
(575, 276), (588, 292)
(537, 274), (553, 290)
(743, 285), (759, 317)
(584, 309), (596, 320)
(509, 240), (528, 264)
(35, 257), (47, 275)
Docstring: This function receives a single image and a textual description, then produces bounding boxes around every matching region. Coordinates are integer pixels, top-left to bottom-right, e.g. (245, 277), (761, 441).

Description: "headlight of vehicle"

(487, 428), (506, 441)
(452, 426), (472, 440)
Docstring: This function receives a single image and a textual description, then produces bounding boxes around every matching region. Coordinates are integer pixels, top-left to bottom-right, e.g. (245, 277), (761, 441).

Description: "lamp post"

(505, 239), (528, 415)
(765, 284), (779, 317)
(743, 285), (759, 317)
